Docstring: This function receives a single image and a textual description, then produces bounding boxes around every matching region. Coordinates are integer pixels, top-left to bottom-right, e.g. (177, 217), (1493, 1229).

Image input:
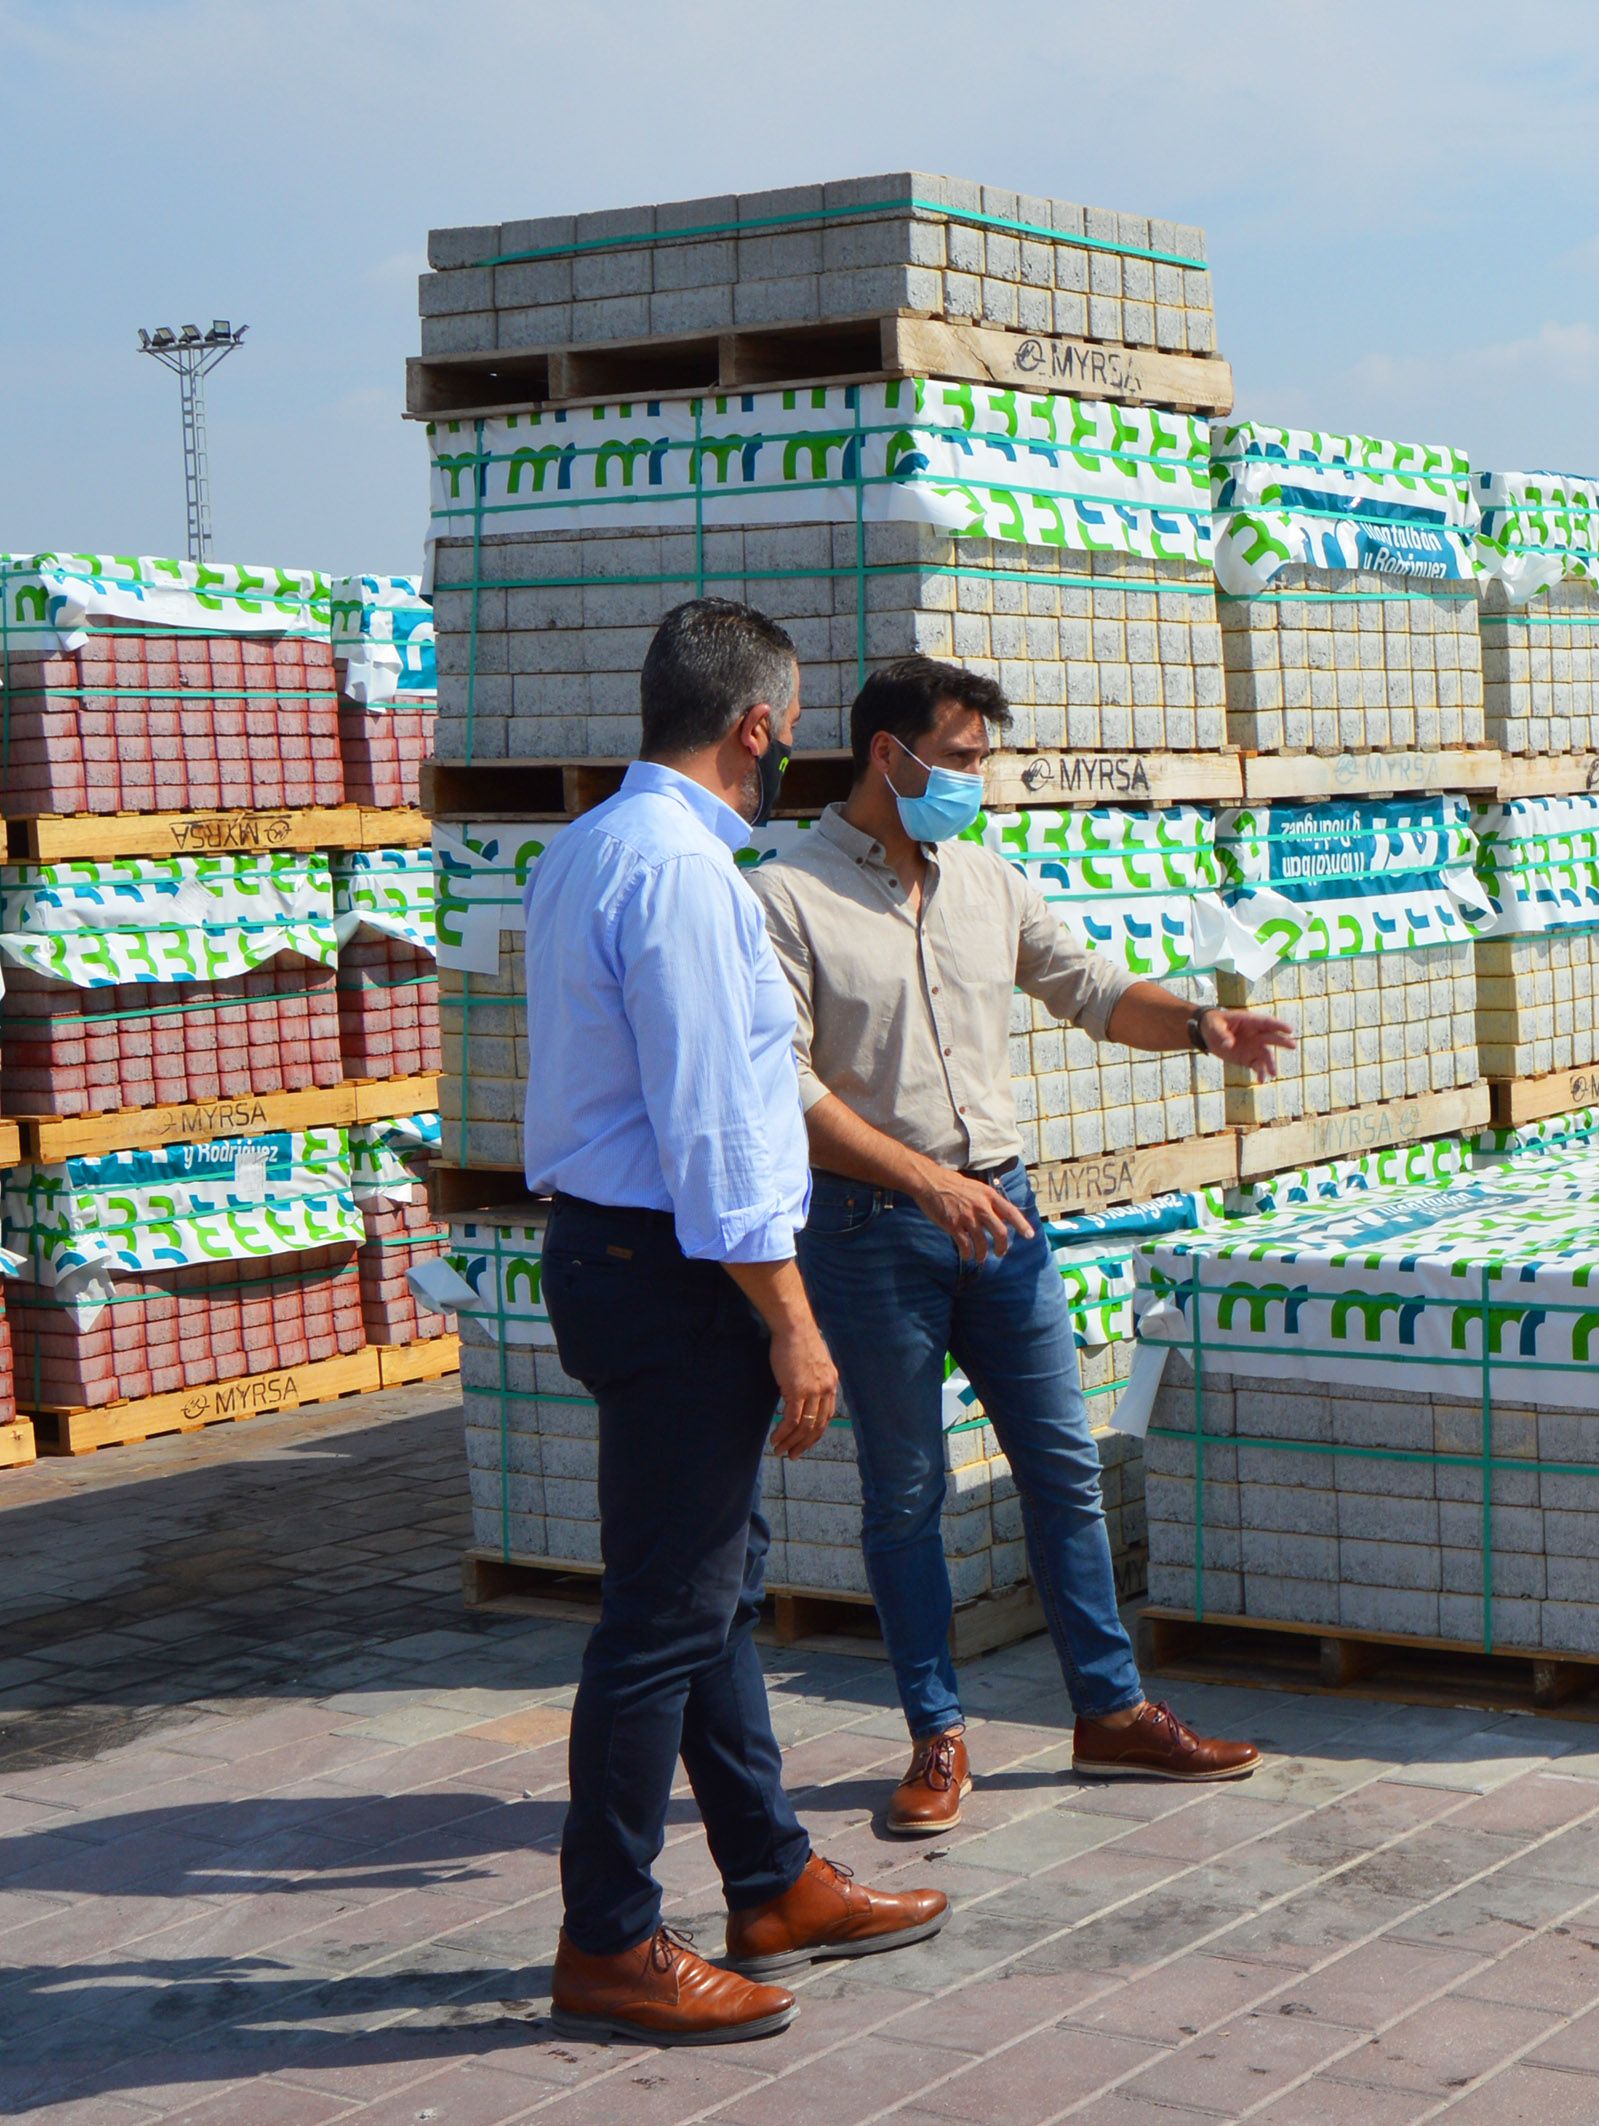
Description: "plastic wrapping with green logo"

(1137, 1132), (1599, 1411)
(1216, 796), (1490, 968)
(972, 806), (1231, 979)
(1209, 422), (1477, 597)
(426, 378), (1211, 571)
(1472, 795), (1599, 936)
(329, 574), (436, 706)
(0, 852), (337, 990)
(332, 848), (438, 955)
(350, 1112), (442, 1203)
(1475, 469), (1599, 603)
(1227, 1135), (1473, 1215)
(0, 552), (331, 651)
(1, 1126), (362, 1320)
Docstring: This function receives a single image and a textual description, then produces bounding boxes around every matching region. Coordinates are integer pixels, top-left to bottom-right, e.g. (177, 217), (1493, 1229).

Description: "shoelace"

(649, 1923), (696, 1971)
(917, 1735), (960, 1792)
(1142, 1701), (1194, 1753)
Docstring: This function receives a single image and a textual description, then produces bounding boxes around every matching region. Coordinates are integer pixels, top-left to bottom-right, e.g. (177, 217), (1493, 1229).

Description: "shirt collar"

(623, 760), (751, 854)
(816, 801), (939, 869)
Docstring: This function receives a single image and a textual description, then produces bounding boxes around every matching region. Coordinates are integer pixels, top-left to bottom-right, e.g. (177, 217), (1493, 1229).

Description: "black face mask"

(752, 732), (794, 828)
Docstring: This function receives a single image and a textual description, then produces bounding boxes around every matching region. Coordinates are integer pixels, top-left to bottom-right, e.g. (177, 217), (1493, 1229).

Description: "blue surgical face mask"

(886, 736), (985, 843)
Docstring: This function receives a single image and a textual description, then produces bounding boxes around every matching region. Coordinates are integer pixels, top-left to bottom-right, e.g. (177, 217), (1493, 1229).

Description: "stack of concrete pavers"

(1210, 422), (1484, 757)
(421, 177), (1216, 357)
(0, 853), (344, 1120)
(1138, 1124), (1599, 1653)
(350, 1113), (452, 1348)
(1473, 795), (1599, 1081)
(1477, 469), (1599, 756)
(332, 849), (441, 1083)
(1212, 796), (1484, 1129)
(1, 1130), (365, 1413)
(331, 575), (438, 808)
(0, 555), (340, 818)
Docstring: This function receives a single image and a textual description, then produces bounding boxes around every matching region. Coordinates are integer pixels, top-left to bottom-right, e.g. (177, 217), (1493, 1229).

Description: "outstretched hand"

(1202, 1008), (1297, 1081)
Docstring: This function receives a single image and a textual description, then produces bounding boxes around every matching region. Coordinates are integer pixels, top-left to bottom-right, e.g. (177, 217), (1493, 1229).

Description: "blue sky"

(3, 0), (1596, 577)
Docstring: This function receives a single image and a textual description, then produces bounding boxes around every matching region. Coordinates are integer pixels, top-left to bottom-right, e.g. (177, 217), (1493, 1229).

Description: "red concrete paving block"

(1452, 1772), (1599, 1840)
(1248, 2075), (1440, 2124)
(339, 702), (434, 809)
(712, 2035), (956, 2125)
(1457, 1925), (1599, 2017)
(513, 2050), (774, 2126)
(117, 2078), (352, 2126)
(1252, 1935), (1481, 2032)
(1338, 1992), (1560, 2094)
(1062, 1951), (1281, 2046)
(887, 1968), (1104, 2056)
(915, 2027), (1166, 2124)
(1115, 2008), (1356, 2115)
(1113, 1791), (1303, 1864)
(360, 1197), (449, 1346)
(1415, 2062), (1599, 2124)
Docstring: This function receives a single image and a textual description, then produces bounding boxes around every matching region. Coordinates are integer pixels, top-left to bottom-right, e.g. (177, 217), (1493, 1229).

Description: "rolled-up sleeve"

(746, 870), (830, 1113)
(1013, 870), (1138, 1039)
(617, 852), (796, 1263)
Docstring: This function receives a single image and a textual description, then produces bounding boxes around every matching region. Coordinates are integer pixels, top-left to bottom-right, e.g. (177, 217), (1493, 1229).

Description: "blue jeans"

(798, 1164), (1144, 1736)
(541, 1196), (811, 1955)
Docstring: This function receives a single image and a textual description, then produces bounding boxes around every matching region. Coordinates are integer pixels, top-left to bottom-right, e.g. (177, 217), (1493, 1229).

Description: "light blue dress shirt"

(523, 761), (811, 1263)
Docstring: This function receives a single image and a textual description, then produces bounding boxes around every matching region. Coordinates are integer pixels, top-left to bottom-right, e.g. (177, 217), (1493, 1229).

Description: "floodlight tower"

(137, 321), (248, 562)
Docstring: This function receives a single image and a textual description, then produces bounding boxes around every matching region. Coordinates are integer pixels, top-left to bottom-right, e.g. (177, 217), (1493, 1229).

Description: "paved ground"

(7, 1392), (1599, 2123)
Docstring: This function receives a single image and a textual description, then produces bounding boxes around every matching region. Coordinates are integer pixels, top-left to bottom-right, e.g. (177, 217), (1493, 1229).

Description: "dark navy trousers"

(541, 1195), (811, 1955)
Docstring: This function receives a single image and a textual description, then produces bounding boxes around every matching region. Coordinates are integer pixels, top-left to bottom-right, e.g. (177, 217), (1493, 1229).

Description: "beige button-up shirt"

(748, 805), (1137, 1169)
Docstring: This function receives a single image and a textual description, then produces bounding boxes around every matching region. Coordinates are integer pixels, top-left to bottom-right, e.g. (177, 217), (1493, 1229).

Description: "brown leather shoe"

(1073, 1699), (1261, 1782)
(550, 1924), (796, 2045)
(725, 1853), (949, 1977)
(887, 1728), (972, 1836)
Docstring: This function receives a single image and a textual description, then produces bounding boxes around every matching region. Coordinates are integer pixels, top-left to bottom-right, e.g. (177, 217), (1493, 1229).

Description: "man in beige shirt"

(751, 656), (1293, 1827)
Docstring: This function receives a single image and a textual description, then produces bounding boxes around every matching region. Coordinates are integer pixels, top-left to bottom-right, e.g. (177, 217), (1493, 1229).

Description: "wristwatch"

(1187, 1007), (1218, 1055)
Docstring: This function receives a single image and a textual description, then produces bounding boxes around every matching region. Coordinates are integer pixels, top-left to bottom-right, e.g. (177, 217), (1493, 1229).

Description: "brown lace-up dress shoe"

(1073, 1700), (1261, 1782)
(887, 1728), (972, 1835)
(550, 1924), (796, 2045)
(725, 1853), (949, 1978)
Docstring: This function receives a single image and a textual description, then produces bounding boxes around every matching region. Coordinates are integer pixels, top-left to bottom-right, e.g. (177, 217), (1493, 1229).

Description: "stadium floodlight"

(136, 318), (249, 562)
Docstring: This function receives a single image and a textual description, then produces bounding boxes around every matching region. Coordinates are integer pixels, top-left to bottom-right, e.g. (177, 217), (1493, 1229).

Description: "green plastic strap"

(1480, 1263), (1495, 1654)
(463, 417), (487, 764)
(475, 194), (1210, 272)
(1189, 1255), (1206, 1622)
(1479, 611), (1599, 626)
(1217, 588), (1468, 606)
(443, 556), (1217, 601)
(4, 686), (330, 701)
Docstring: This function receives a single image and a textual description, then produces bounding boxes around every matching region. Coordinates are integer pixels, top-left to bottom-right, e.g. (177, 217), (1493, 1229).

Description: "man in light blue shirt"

(527, 601), (946, 2048)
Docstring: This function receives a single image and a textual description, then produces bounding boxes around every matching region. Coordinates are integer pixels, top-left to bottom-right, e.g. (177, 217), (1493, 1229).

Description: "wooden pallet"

(6, 806), (366, 862)
(406, 312), (1234, 423)
(1140, 1606), (1599, 1720)
(358, 806), (432, 850)
(1234, 1083), (1492, 1181)
(0, 1417), (37, 1470)
(1240, 749), (1502, 803)
(462, 1547), (1047, 1661)
(28, 1347), (383, 1456)
(350, 1072), (442, 1124)
(13, 1082), (359, 1162)
(427, 1164), (539, 1219)
(1033, 1132), (1238, 1220)
(9, 1072), (439, 1163)
(420, 752), (852, 824)
(1494, 754), (1599, 802)
(0, 1119), (19, 1169)
(376, 1333), (461, 1388)
(1489, 1069), (1599, 1128)
(987, 751), (1242, 809)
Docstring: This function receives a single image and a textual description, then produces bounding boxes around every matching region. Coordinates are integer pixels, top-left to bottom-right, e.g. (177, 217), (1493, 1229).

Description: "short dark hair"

(849, 656), (1012, 777)
(640, 599), (798, 757)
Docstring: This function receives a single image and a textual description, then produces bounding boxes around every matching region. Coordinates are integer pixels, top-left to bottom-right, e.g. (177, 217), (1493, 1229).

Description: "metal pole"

(137, 326), (247, 563)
